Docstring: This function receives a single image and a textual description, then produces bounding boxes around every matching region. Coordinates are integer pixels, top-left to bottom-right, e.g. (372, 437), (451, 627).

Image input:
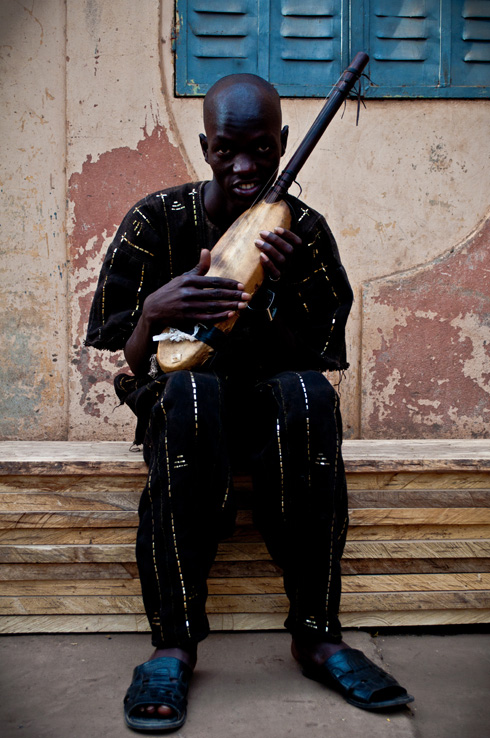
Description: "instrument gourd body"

(156, 199), (291, 372)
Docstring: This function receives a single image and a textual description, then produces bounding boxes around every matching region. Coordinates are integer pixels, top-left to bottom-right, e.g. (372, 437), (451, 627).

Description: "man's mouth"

(232, 181), (263, 198)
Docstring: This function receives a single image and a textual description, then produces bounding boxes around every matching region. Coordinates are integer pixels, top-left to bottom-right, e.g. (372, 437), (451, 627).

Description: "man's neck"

(203, 180), (247, 230)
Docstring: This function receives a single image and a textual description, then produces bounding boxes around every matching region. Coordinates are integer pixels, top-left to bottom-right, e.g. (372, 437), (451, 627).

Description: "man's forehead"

(204, 77), (282, 133)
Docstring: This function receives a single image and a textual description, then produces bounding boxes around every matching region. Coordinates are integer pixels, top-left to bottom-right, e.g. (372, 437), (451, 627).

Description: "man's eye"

(217, 148), (231, 156)
(257, 145), (270, 153)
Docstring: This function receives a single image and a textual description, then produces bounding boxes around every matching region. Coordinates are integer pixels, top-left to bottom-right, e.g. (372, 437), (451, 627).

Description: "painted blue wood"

(268, 0), (345, 96)
(175, 0), (489, 97)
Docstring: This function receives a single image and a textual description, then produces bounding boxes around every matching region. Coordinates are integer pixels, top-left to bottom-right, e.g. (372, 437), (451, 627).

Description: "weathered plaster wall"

(0, 0), (67, 439)
(1, 0), (489, 441)
(66, 0), (190, 441)
(362, 214), (490, 438)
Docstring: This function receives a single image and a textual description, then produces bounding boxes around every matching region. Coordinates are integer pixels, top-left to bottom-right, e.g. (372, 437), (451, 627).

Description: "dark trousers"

(136, 369), (348, 649)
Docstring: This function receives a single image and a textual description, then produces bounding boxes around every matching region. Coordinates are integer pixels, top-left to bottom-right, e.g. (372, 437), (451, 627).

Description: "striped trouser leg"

(251, 370), (348, 643)
(137, 370), (234, 648)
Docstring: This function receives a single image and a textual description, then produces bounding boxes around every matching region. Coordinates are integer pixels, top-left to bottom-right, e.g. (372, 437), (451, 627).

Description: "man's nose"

(233, 153), (256, 174)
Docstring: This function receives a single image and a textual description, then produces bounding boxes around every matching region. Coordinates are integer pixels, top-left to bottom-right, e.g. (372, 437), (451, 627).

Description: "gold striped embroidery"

(147, 464), (165, 642)
(161, 401), (192, 639)
(158, 193), (174, 278)
(296, 373), (311, 488)
(276, 417), (285, 517)
(121, 234), (155, 257)
(133, 206), (155, 230)
(275, 379), (289, 520)
(321, 310), (338, 357)
(188, 188), (198, 228)
(130, 264), (145, 318)
(101, 247), (118, 327)
(325, 390), (340, 614)
(189, 372), (198, 437)
(221, 468), (231, 511)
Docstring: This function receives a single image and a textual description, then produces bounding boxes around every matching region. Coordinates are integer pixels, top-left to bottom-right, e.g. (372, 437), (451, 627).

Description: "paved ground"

(1, 629), (489, 738)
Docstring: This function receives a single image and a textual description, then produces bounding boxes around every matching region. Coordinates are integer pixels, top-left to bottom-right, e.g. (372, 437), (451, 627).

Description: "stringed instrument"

(156, 52), (369, 373)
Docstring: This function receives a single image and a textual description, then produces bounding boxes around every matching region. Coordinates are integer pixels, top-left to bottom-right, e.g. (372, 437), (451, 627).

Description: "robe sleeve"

(278, 202), (353, 371)
(85, 197), (167, 351)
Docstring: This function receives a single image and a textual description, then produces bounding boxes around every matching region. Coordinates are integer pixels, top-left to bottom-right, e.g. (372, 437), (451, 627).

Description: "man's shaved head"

(200, 73), (288, 225)
(203, 74), (282, 134)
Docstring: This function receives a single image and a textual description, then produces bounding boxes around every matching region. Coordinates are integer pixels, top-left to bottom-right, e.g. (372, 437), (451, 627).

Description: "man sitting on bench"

(86, 73), (413, 733)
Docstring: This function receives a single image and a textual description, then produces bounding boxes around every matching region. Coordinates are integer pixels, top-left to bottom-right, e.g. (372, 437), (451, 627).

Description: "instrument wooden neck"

(265, 51), (369, 205)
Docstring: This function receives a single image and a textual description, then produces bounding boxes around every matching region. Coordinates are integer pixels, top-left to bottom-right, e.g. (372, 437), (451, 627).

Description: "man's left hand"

(255, 227), (301, 281)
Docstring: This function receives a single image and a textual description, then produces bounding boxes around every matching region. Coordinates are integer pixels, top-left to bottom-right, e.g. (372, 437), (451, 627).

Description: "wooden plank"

(206, 591), (490, 614)
(1, 608), (489, 634)
(208, 609), (490, 628)
(2, 571), (489, 597)
(342, 440), (490, 470)
(339, 609), (490, 627)
(6, 572), (486, 597)
(0, 512), (139, 528)
(0, 613), (151, 634)
(342, 540), (490, 559)
(346, 525), (490, 541)
(346, 472), (490, 491)
(4, 558), (488, 581)
(348, 489), (490, 508)
(2, 590), (488, 616)
(0, 529), (137, 544)
(0, 476), (145, 493)
(209, 561), (283, 577)
(0, 491), (142, 512)
(1, 539), (489, 564)
(0, 595), (146, 615)
(207, 573), (490, 595)
(1, 439), (489, 474)
(0, 562), (139, 580)
(0, 544), (137, 563)
(341, 573), (490, 592)
(0, 519), (490, 558)
(229, 508), (490, 527)
(0, 580), (143, 596)
(349, 508), (490, 525)
(0, 442), (148, 476)
(340, 558), (490, 575)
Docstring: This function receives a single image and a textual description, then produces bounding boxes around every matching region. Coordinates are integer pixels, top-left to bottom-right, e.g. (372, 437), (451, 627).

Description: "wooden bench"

(0, 440), (489, 634)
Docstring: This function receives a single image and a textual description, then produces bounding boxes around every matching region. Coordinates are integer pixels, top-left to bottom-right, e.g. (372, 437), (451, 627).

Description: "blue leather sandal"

(123, 657), (192, 732)
(302, 648), (414, 710)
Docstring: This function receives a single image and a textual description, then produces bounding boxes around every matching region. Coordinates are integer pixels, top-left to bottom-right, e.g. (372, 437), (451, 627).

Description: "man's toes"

(136, 704), (175, 718)
(157, 704), (174, 717)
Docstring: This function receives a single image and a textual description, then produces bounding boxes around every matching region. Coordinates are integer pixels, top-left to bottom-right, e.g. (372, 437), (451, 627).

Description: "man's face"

(200, 89), (288, 221)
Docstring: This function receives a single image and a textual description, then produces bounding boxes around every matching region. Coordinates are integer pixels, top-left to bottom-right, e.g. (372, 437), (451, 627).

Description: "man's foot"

(291, 636), (350, 668)
(291, 637), (414, 711)
(137, 647), (197, 719)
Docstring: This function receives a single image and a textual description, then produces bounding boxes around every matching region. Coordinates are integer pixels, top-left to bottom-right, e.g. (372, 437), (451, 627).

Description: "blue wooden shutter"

(175, 0), (259, 95)
(355, 0), (443, 97)
(175, 0), (489, 97)
(450, 0), (490, 92)
(175, 0), (345, 96)
(269, 0), (346, 96)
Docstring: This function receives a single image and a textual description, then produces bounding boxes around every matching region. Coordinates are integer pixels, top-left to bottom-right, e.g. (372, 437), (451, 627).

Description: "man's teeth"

(237, 183), (256, 190)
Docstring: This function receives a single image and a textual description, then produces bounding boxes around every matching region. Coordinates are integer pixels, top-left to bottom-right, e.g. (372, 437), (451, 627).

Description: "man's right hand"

(123, 249), (250, 376)
(142, 249), (251, 330)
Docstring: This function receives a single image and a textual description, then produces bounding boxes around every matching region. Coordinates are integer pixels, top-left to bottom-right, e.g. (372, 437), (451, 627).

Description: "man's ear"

(280, 125), (289, 157)
(199, 133), (209, 163)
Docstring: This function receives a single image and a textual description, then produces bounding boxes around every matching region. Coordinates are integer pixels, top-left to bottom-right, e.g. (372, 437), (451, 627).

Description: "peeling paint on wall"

(362, 214), (490, 439)
(68, 124), (190, 436)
